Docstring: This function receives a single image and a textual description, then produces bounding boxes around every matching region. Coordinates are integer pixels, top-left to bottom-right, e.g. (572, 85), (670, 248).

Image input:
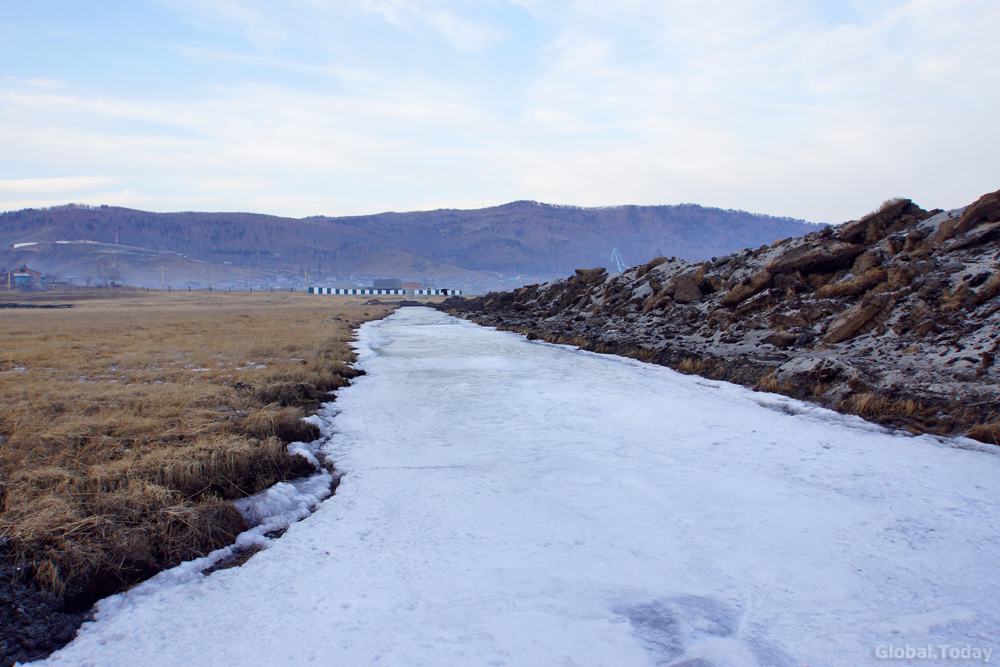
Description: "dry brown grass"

(966, 421), (1000, 445)
(838, 393), (922, 419)
(754, 371), (795, 395)
(815, 268), (887, 299)
(0, 290), (392, 609)
(677, 357), (707, 375)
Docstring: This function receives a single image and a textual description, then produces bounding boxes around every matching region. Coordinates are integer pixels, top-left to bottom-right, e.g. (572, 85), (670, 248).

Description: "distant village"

(0, 262), (462, 296)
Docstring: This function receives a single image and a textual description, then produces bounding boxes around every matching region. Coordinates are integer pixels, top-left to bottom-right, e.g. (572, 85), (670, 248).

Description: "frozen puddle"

(40, 308), (1000, 666)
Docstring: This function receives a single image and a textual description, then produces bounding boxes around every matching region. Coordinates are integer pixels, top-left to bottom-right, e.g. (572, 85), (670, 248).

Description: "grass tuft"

(838, 393), (924, 420)
(754, 370), (794, 394)
(677, 357), (706, 375)
(966, 421), (1000, 445)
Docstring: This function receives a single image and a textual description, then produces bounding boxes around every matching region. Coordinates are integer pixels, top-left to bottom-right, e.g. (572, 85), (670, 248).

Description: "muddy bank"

(439, 191), (1000, 443)
(0, 561), (90, 667)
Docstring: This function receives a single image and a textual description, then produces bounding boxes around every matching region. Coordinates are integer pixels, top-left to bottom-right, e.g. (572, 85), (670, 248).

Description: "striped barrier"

(307, 288), (464, 296)
(414, 289), (463, 296)
(307, 288), (408, 295)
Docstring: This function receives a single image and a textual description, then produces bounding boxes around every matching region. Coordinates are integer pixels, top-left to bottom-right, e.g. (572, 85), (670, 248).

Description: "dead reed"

(966, 421), (1000, 445)
(0, 290), (392, 609)
(677, 357), (707, 375)
(751, 368), (796, 395)
(839, 393), (921, 419)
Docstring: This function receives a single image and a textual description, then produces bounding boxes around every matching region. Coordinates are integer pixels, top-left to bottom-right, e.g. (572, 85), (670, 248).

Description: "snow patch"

(234, 471), (335, 529)
(919, 207), (967, 231)
(873, 607), (978, 636)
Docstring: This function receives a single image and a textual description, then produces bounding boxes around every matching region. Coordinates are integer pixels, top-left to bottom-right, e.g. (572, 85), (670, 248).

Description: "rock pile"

(439, 190), (1000, 443)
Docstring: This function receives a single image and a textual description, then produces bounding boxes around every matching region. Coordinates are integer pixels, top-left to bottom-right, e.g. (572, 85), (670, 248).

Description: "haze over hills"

(0, 201), (820, 290)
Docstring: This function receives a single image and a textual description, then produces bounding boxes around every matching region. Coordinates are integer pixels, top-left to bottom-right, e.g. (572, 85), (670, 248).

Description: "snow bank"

(233, 470), (334, 529)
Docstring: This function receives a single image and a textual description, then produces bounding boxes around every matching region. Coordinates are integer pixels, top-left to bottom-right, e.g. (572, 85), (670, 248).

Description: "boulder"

(951, 190), (1000, 235)
(823, 294), (895, 344)
(815, 268), (887, 299)
(836, 198), (920, 244)
(634, 258), (665, 279)
(720, 270), (773, 308)
(763, 332), (798, 348)
(688, 263), (710, 287)
(933, 189), (1000, 244)
(945, 222), (1000, 252)
(735, 290), (778, 317)
(773, 311), (808, 330)
(574, 267), (608, 285)
(775, 356), (853, 386)
(704, 274), (726, 293)
(773, 271), (807, 296)
(973, 272), (1000, 306)
(673, 276), (703, 304)
(766, 241), (867, 275)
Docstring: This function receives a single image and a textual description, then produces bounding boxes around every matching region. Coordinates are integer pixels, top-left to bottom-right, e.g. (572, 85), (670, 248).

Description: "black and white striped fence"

(414, 289), (463, 296)
(307, 287), (464, 296)
(308, 288), (407, 295)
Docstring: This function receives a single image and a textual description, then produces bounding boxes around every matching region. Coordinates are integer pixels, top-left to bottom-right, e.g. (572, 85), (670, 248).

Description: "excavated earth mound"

(439, 191), (1000, 444)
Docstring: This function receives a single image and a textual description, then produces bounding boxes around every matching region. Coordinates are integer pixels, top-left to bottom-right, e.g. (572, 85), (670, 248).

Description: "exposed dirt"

(439, 191), (1000, 443)
(0, 561), (91, 667)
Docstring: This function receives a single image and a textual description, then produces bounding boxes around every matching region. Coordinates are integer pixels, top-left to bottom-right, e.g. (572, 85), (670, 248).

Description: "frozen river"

(44, 307), (1000, 666)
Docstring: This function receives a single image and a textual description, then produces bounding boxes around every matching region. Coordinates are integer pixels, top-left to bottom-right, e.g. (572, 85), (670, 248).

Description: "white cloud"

(0, 191), (222, 215)
(1, 0), (998, 221)
(171, 45), (371, 81)
(156, 0), (287, 49)
(350, 0), (510, 50)
(0, 176), (117, 193)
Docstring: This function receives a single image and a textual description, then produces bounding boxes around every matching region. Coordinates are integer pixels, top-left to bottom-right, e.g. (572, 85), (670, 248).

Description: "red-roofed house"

(1, 264), (44, 287)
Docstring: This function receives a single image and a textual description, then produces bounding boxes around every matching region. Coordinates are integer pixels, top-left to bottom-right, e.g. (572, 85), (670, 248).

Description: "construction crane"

(611, 247), (628, 273)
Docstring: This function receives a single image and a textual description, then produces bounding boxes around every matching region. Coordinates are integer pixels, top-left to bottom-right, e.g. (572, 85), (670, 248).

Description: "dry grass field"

(0, 289), (394, 611)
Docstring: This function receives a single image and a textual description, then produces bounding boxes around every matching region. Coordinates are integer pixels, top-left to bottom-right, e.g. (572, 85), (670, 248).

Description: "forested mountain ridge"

(0, 201), (819, 287)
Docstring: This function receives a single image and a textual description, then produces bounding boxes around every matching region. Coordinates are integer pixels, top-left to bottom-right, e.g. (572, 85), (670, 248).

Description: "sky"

(1, 1), (998, 223)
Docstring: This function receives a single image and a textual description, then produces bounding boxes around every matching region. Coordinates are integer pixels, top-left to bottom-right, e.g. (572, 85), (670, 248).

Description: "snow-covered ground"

(39, 307), (1000, 666)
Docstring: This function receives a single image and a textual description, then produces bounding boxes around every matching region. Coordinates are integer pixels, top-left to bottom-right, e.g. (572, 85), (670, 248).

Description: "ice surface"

(36, 308), (1000, 666)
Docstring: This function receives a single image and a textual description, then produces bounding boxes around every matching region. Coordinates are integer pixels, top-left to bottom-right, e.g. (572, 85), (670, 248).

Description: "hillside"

(0, 202), (818, 290)
(438, 189), (1000, 443)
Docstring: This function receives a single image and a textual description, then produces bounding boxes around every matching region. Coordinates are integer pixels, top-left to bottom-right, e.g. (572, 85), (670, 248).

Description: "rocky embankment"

(439, 191), (1000, 443)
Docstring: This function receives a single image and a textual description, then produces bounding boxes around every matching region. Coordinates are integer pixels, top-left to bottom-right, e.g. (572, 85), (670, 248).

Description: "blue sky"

(1, 0), (997, 223)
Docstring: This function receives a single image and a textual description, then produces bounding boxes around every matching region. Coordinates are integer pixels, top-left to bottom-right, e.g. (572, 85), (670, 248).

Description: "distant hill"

(0, 202), (820, 289)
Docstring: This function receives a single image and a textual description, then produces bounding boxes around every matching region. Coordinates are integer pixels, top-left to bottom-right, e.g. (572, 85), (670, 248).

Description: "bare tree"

(98, 252), (122, 286)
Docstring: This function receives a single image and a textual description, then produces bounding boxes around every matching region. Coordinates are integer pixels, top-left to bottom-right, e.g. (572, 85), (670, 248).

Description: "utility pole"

(161, 268), (164, 290)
